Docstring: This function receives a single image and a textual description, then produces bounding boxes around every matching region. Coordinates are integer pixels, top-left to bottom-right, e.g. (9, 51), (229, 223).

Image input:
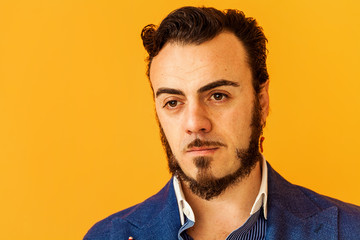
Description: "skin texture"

(161, 96), (263, 200)
(150, 32), (269, 239)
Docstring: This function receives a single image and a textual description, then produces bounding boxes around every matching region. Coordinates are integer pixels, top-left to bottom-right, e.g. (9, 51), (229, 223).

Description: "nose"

(184, 102), (212, 135)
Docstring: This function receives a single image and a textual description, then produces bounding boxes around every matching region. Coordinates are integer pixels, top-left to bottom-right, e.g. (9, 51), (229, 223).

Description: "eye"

(211, 93), (228, 101)
(163, 100), (179, 109)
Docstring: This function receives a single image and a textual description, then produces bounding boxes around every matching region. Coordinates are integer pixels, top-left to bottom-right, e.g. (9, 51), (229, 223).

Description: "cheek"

(157, 111), (182, 152)
(214, 105), (253, 147)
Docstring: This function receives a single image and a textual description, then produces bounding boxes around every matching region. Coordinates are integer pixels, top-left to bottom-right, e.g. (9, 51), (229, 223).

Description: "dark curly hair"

(141, 6), (269, 94)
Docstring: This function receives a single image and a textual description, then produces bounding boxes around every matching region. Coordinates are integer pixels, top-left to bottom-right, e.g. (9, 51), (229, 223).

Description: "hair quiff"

(141, 6), (269, 93)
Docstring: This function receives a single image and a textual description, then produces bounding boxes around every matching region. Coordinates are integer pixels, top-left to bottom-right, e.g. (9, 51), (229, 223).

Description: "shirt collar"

(250, 155), (268, 219)
(173, 156), (268, 225)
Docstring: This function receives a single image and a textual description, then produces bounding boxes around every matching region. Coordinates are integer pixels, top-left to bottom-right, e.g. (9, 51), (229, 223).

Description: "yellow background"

(1, 0), (359, 239)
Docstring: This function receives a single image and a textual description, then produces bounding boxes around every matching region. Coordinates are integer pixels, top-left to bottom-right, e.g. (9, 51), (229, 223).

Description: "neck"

(181, 161), (262, 239)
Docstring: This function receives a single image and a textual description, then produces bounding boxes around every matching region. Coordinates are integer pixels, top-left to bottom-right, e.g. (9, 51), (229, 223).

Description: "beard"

(158, 97), (263, 201)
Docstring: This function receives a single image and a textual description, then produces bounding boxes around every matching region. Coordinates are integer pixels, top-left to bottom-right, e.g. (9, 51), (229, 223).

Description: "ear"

(258, 80), (270, 126)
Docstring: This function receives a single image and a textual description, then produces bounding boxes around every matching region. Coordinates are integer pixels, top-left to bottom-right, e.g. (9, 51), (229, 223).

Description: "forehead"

(149, 32), (252, 91)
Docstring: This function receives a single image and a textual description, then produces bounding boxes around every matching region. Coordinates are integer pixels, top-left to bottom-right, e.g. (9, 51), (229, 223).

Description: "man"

(84, 6), (360, 240)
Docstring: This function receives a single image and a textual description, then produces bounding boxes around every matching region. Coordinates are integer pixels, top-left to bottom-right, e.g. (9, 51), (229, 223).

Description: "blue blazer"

(84, 163), (360, 239)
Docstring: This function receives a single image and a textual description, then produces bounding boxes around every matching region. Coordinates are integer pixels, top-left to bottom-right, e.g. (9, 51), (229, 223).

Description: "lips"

(186, 147), (219, 154)
(184, 139), (227, 155)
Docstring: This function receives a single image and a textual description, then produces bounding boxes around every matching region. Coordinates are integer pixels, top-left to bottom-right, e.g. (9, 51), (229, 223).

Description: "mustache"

(186, 138), (227, 149)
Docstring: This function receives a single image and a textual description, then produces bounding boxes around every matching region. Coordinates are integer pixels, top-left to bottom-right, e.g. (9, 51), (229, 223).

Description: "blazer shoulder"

(296, 184), (360, 216)
(267, 161), (360, 218)
(299, 187), (360, 230)
(83, 204), (138, 240)
(267, 162), (360, 238)
(83, 179), (175, 240)
(296, 184), (360, 238)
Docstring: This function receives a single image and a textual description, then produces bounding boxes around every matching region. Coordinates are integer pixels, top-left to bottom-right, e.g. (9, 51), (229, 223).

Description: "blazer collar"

(266, 162), (338, 240)
(119, 179), (181, 238)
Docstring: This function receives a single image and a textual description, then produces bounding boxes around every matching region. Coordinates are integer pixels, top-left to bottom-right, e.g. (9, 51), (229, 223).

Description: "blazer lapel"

(266, 162), (338, 240)
(111, 178), (181, 240)
(134, 200), (180, 240)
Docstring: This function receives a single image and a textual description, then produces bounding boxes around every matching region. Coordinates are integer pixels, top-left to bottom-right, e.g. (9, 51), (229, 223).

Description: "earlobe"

(259, 80), (270, 125)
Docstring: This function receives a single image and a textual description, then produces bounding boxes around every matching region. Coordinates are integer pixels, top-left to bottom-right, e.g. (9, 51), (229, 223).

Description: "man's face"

(150, 32), (269, 200)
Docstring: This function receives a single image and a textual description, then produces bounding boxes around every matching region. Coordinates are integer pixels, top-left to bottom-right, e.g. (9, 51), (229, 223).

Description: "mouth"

(186, 147), (219, 155)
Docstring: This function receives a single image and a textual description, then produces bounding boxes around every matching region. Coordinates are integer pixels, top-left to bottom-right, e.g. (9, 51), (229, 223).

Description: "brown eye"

(165, 100), (178, 108)
(212, 93), (227, 101)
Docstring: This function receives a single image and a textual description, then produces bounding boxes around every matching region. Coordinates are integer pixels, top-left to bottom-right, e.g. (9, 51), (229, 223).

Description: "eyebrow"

(197, 79), (239, 93)
(156, 88), (185, 98)
(155, 79), (239, 98)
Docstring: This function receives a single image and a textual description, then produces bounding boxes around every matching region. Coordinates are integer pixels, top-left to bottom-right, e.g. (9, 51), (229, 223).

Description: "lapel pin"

(128, 237), (133, 240)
